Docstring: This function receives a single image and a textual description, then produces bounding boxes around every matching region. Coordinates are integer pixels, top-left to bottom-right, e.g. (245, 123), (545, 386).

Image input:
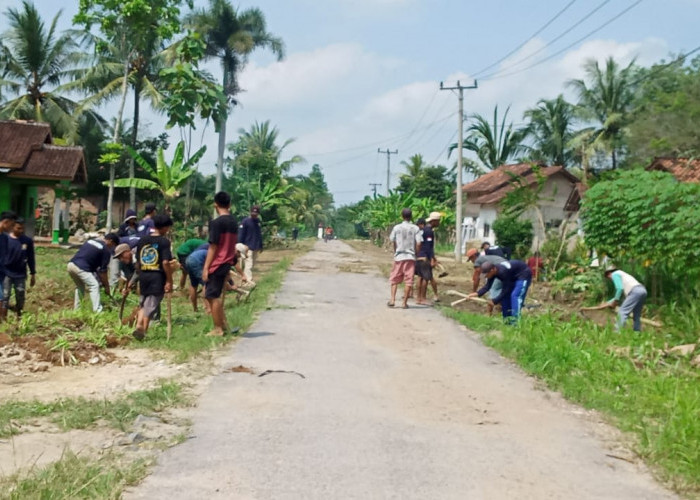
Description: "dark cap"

(251, 205), (261, 215)
(144, 202), (156, 214)
(123, 209), (137, 222)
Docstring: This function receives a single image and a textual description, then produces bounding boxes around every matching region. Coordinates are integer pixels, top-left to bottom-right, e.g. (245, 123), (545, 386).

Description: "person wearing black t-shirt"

(67, 233), (119, 312)
(202, 191), (238, 337)
(133, 214), (175, 340)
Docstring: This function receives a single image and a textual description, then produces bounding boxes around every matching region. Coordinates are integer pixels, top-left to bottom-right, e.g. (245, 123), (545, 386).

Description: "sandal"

(387, 301), (395, 308)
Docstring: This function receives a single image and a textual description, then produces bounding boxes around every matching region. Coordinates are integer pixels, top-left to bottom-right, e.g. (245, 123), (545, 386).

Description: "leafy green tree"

(285, 164), (334, 232)
(449, 105), (527, 171)
(110, 141), (206, 210)
(523, 95), (576, 167)
(568, 57), (637, 170)
(492, 215), (533, 259)
(186, 0), (284, 194)
(0, 1), (97, 141)
(397, 165), (453, 202)
(625, 56), (700, 166)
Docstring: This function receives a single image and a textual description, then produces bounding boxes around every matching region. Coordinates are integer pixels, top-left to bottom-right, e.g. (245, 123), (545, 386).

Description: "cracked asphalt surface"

(125, 240), (674, 500)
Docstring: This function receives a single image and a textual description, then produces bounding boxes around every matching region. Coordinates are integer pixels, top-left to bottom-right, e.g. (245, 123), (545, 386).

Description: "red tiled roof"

(0, 120), (52, 168)
(7, 145), (87, 183)
(462, 163), (579, 204)
(646, 157), (700, 183)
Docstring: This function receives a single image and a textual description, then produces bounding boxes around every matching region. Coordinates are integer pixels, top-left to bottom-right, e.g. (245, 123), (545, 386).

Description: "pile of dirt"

(0, 332), (125, 372)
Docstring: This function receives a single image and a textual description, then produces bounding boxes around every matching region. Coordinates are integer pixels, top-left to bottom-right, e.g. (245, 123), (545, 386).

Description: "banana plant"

(107, 141), (206, 210)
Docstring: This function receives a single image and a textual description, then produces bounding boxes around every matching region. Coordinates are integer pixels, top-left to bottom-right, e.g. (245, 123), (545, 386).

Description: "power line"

(479, 0), (612, 80)
(628, 45), (700, 87)
(472, 0), (580, 77)
(393, 87), (439, 150)
(481, 0), (643, 81)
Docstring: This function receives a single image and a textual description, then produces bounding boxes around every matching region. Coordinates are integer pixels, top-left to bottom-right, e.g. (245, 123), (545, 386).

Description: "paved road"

(126, 241), (674, 500)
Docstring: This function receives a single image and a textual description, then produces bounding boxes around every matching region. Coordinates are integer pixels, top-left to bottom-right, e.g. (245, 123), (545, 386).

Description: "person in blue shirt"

(415, 212), (441, 305)
(237, 205), (263, 284)
(0, 210), (18, 321)
(1, 218), (35, 318)
(184, 243), (209, 312)
(470, 260), (532, 322)
(67, 233), (119, 312)
(136, 203), (157, 237)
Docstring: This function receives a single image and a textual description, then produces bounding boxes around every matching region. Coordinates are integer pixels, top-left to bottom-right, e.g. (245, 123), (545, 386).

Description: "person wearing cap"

(67, 233), (119, 312)
(466, 247), (506, 315)
(481, 241), (509, 260)
(415, 212), (441, 305)
(176, 238), (207, 290)
(602, 266), (647, 332)
(0, 210), (18, 320)
(118, 209), (138, 237)
(113, 242), (139, 292)
(132, 214), (176, 340)
(1, 218), (35, 319)
(469, 259), (532, 322)
(388, 208), (422, 309)
(237, 205), (263, 284)
(136, 203), (157, 237)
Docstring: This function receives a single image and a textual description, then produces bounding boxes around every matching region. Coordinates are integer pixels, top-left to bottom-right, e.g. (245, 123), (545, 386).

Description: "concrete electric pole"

(439, 79), (477, 263)
(369, 183), (382, 198)
(377, 148), (398, 196)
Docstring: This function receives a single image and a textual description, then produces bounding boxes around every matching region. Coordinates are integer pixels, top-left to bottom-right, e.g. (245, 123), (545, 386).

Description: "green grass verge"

(444, 308), (700, 495)
(0, 451), (149, 500)
(0, 380), (183, 438)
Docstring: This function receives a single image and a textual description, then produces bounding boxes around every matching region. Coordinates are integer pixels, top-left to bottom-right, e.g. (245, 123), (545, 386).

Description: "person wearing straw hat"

(602, 265), (647, 332)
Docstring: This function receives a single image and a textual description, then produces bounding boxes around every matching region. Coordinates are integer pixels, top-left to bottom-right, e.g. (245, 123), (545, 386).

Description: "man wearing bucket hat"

(602, 265), (647, 332)
(117, 209), (138, 237)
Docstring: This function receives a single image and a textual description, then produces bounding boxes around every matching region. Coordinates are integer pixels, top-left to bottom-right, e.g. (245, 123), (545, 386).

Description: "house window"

(483, 223), (490, 238)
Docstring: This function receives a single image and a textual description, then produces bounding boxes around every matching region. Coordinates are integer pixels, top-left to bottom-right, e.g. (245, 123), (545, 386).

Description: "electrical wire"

(393, 87), (440, 150)
(472, 0), (580, 77)
(481, 0), (643, 81)
(478, 0), (612, 80)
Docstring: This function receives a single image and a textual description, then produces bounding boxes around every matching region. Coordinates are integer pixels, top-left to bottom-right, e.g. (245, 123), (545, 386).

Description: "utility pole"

(377, 148), (398, 196)
(440, 79), (477, 263)
(369, 183), (382, 198)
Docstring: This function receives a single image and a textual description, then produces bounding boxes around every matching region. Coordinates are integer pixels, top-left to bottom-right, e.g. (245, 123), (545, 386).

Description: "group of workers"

(386, 207), (648, 332)
(0, 193), (265, 340)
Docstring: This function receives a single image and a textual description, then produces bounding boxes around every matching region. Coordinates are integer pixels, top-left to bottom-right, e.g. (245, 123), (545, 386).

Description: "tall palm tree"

(523, 95), (576, 167)
(186, 0), (284, 194)
(0, 1), (93, 141)
(399, 154), (427, 179)
(568, 57), (637, 169)
(233, 120), (304, 177)
(449, 105), (527, 171)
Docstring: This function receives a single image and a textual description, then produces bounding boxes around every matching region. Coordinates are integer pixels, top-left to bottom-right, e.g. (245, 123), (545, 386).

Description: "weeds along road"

(125, 240), (674, 500)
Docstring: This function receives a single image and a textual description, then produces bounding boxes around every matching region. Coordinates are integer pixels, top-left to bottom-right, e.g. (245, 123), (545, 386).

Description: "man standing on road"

(388, 208), (422, 309)
(0, 210), (18, 322)
(602, 265), (648, 332)
(466, 247), (507, 315)
(470, 260), (532, 323)
(133, 214), (176, 340)
(415, 212), (441, 305)
(67, 233), (119, 312)
(203, 192), (238, 336)
(1, 218), (35, 318)
(238, 205), (262, 285)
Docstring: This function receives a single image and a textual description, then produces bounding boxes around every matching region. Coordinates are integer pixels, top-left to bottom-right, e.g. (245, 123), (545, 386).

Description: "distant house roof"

(646, 157), (700, 183)
(461, 163), (579, 205)
(7, 145), (87, 183)
(0, 120), (52, 168)
(0, 120), (86, 185)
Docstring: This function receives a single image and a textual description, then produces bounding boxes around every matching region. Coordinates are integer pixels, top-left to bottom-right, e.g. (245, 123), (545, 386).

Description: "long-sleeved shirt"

(608, 270), (642, 303)
(238, 216), (263, 251)
(477, 260), (532, 305)
(4, 234), (36, 278)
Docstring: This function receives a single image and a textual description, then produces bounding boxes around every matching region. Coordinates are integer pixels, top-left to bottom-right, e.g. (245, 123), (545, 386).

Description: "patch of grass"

(139, 257), (293, 362)
(0, 380), (183, 438)
(448, 310), (700, 495)
(0, 451), (149, 500)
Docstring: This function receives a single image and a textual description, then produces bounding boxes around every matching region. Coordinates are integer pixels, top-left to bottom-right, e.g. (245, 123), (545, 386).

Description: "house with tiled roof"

(460, 163), (581, 248)
(0, 120), (87, 239)
(645, 157), (700, 183)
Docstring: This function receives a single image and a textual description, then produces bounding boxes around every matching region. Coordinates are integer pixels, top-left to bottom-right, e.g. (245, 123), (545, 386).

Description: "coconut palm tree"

(523, 95), (577, 167)
(568, 57), (637, 169)
(0, 1), (95, 141)
(186, 0), (284, 194)
(399, 154), (427, 179)
(449, 105), (527, 171)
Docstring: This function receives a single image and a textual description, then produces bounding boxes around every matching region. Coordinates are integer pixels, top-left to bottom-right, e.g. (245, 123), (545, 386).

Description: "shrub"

(492, 215), (533, 258)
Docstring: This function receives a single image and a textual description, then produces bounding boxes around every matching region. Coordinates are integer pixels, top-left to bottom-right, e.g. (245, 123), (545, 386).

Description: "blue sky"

(3, 0), (700, 205)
